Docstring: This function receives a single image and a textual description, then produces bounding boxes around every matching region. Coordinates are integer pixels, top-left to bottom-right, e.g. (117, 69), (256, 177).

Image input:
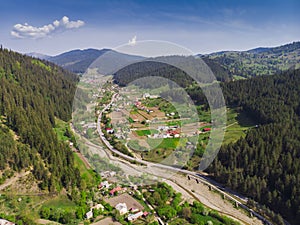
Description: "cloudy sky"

(1, 0), (299, 55)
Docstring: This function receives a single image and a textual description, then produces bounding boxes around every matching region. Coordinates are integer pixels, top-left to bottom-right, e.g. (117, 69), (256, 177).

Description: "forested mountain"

(207, 69), (300, 224)
(113, 57), (231, 86)
(204, 41), (300, 78)
(48, 48), (144, 74)
(0, 47), (81, 192)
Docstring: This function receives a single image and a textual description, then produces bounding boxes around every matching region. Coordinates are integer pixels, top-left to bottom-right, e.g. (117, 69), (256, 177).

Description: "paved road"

(97, 92), (273, 225)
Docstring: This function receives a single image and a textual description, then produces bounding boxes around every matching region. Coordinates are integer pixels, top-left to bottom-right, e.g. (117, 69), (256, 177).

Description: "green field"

(128, 117), (134, 123)
(73, 152), (99, 188)
(128, 140), (148, 151)
(135, 129), (159, 136)
(147, 137), (180, 149)
(142, 138), (188, 162)
(223, 108), (256, 145)
(53, 118), (69, 141)
(43, 195), (76, 209)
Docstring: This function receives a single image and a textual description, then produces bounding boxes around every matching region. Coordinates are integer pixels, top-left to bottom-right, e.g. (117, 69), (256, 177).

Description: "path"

(0, 170), (30, 191)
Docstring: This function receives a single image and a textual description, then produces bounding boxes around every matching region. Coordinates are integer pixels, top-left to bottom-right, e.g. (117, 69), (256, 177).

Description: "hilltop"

(204, 41), (300, 78)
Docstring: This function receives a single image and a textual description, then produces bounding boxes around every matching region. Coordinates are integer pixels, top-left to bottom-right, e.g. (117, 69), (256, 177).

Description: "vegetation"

(113, 57), (229, 88)
(112, 53), (300, 223)
(135, 129), (159, 136)
(143, 182), (240, 225)
(206, 41), (300, 78)
(222, 108), (256, 145)
(0, 48), (85, 223)
(208, 69), (300, 224)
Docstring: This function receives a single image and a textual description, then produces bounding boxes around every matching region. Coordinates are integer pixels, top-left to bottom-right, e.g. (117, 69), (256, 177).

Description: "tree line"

(207, 69), (300, 224)
(0, 48), (82, 192)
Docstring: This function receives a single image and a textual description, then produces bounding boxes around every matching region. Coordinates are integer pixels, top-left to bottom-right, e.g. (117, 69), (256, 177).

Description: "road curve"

(97, 92), (273, 225)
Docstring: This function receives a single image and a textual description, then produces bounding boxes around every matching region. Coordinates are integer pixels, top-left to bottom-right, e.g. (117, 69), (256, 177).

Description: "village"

(100, 88), (211, 161)
(80, 170), (154, 225)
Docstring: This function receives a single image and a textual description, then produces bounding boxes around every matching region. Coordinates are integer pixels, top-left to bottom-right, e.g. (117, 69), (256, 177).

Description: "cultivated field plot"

(130, 112), (145, 123)
(105, 193), (144, 211)
(92, 217), (122, 225)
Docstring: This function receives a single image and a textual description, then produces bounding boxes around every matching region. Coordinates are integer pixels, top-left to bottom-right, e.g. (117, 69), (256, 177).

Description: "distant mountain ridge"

(31, 41), (300, 79)
(204, 41), (300, 78)
(48, 48), (111, 74)
(26, 52), (50, 60)
(47, 48), (144, 74)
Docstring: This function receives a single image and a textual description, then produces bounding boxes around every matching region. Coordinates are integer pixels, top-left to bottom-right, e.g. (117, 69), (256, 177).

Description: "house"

(203, 127), (211, 132)
(158, 126), (169, 131)
(143, 93), (151, 99)
(130, 207), (139, 213)
(143, 211), (149, 217)
(115, 202), (128, 215)
(99, 180), (111, 189)
(127, 211), (144, 221)
(0, 219), (15, 225)
(134, 101), (142, 107)
(106, 128), (114, 134)
(92, 203), (104, 211)
(86, 210), (93, 219)
(110, 186), (123, 195)
(167, 130), (180, 137)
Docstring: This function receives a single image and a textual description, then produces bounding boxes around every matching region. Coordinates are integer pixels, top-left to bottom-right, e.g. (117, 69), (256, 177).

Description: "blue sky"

(1, 0), (299, 55)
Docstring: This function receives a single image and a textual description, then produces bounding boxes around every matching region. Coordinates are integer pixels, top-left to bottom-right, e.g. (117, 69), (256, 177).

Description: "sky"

(1, 0), (299, 55)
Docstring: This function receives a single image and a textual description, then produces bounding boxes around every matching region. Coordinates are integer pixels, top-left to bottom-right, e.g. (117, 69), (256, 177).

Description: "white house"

(127, 211), (144, 221)
(92, 203), (104, 211)
(158, 126), (169, 131)
(86, 210), (93, 219)
(143, 93), (151, 99)
(99, 180), (111, 189)
(115, 202), (128, 215)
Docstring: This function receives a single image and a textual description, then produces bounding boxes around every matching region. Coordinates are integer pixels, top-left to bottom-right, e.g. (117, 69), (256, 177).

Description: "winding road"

(96, 92), (272, 225)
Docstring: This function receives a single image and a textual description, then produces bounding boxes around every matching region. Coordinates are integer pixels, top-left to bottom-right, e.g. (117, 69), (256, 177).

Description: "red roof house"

(203, 127), (211, 132)
(109, 186), (123, 195)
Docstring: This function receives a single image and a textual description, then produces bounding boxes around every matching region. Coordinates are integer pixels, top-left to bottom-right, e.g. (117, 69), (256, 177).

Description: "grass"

(166, 121), (181, 126)
(127, 140), (148, 151)
(147, 138), (180, 149)
(168, 214), (224, 225)
(128, 117), (134, 123)
(53, 118), (69, 141)
(73, 152), (98, 187)
(142, 147), (175, 162)
(43, 195), (76, 209)
(197, 106), (211, 123)
(223, 108), (256, 145)
(135, 129), (159, 136)
(142, 138), (187, 162)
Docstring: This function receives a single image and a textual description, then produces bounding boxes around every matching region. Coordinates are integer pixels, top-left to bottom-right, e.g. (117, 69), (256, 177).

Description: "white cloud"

(11, 16), (85, 39)
(128, 35), (137, 46)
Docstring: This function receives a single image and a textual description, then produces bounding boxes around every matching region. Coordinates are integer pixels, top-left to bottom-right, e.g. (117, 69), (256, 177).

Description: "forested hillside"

(207, 69), (300, 224)
(0, 47), (81, 191)
(113, 58), (231, 86)
(205, 41), (300, 78)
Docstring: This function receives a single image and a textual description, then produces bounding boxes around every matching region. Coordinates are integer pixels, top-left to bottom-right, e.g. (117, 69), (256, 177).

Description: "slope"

(0, 47), (81, 193)
(205, 41), (300, 78)
(207, 69), (300, 224)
